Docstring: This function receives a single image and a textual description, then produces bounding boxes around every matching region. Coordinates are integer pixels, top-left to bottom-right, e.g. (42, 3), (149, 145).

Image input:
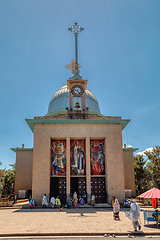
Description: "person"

(50, 196), (55, 208)
(29, 198), (35, 208)
(126, 199), (141, 231)
(123, 198), (130, 208)
(113, 199), (120, 220)
(67, 195), (73, 208)
(152, 209), (160, 227)
(79, 197), (85, 205)
(73, 191), (78, 208)
(55, 196), (61, 208)
(42, 194), (49, 208)
(83, 192), (87, 203)
(61, 195), (66, 207)
(112, 195), (116, 207)
(91, 194), (95, 207)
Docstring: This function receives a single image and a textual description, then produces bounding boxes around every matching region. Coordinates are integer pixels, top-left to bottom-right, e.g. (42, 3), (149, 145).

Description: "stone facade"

(123, 150), (136, 197)
(14, 150), (33, 197)
(32, 123), (125, 205)
(13, 121), (136, 205)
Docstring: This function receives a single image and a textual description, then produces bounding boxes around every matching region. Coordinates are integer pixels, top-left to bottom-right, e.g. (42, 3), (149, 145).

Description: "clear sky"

(0, 0), (160, 169)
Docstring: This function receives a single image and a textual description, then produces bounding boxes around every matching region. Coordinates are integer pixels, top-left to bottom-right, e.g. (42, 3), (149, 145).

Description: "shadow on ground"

(144, 224), (160, 229)
(13, 207), (114, 213)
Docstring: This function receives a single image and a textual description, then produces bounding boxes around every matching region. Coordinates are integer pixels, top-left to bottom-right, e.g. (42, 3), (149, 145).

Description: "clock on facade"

(71, 85), (84, 97)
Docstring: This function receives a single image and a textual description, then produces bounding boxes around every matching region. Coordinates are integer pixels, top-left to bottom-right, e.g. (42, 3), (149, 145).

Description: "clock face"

(71, 85), (84, 96)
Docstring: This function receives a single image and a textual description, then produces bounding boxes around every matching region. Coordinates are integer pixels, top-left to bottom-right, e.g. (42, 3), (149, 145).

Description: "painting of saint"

(70, 140), (85, 175)
(51, 140), (66, 176)
(90, 140), (105, 175)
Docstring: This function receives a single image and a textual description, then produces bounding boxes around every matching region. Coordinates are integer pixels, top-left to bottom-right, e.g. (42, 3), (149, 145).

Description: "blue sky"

(0, 0), (160, 169)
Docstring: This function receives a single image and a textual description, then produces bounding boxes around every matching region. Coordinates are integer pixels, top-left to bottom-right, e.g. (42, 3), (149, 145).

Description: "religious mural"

(51, 140), (66, 176)
(90, 140), (105, 175)
(70, 140), (86, 175)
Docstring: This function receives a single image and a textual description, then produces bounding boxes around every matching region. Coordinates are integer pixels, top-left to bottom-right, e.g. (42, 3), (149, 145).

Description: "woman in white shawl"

(126, 199), (141, 231)
(42, 194), (49, 208)
(113, 199), (120, 220)
(50, 196), (55, 208)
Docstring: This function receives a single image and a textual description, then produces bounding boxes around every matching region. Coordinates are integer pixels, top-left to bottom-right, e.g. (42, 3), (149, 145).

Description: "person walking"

(113, 198), (120, 220)
(126, 199), (141, 231)
(42, 194), (49, 208)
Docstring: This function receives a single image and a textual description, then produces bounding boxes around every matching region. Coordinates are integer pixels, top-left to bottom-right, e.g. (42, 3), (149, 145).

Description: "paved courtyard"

(0, 207), (160, 236)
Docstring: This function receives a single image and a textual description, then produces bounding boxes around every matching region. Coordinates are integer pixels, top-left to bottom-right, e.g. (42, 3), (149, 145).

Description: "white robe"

(42, 195), (49, 206)
(50, 197), (55, 205)
(126, 202), (140, 221)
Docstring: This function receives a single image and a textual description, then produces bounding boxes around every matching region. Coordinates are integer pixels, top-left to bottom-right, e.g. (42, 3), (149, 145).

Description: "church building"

(12, 23), (138, 205)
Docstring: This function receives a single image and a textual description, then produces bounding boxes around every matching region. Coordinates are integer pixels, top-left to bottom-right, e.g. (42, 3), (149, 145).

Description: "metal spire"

(68, 22), (84, 79)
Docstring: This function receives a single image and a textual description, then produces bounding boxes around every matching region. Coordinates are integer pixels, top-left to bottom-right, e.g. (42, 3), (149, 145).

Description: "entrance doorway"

(71, 177), (78, 196)
(50, 177), (59, 198)
(71, 177), (86, 199)
(50, 177), (66, 199)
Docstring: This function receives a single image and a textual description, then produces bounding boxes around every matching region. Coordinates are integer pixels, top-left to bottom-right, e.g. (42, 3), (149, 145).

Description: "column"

(70, 91), (73, 109)
(86, 137), (91, 204)
(66, 137), (70, 200)
(104, 137), (108, 203)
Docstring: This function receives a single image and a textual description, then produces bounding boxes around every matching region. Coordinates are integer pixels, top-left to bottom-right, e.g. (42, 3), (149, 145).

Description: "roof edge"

(123, 148), (139, 153)
(25, 118), (130, 133)
(11, 148), (33, 153)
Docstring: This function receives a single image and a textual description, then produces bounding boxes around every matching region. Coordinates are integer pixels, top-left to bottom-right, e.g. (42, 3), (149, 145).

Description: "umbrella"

(138, 187), (160, 198)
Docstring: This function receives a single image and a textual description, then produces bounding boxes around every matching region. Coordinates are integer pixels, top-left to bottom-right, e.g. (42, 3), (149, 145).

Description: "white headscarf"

(126, 201), (140, 221)
(113, 199), (120, 213)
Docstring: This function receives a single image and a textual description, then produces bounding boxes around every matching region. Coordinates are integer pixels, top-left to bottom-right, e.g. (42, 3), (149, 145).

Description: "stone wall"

(123, 150), (136, 197)
(14, 151), (33, 198)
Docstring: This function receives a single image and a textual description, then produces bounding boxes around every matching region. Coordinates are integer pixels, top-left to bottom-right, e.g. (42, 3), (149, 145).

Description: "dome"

(47, 85), (101, 115)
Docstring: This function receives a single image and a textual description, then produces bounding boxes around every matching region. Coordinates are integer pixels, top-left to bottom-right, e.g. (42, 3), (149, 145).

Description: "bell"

(75, 102), (80, 109)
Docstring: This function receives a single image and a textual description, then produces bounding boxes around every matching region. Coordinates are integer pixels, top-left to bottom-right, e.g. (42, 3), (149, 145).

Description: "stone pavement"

(0, 205), (160, 237)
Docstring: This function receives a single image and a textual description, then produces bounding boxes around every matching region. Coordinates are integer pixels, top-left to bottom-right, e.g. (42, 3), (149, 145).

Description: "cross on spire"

(68, 22), (84, 37)
(68, 22), (84, 74)
(66, 60), (81, 73)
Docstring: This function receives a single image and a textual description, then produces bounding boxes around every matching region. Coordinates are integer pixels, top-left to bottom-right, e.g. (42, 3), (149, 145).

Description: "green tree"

(145, 146), (160, 189)
(1, 164), (15, 196)
(134, 155), (150, 195)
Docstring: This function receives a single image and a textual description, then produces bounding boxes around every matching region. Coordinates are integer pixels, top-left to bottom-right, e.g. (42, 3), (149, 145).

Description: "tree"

(1, 164), (15, 196)
(145, 146), (160, 189)
(134, 155), (149, 195)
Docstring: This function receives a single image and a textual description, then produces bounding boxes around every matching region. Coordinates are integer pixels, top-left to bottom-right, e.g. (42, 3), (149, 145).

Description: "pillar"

(66, 137), (70, 199)
(86, 137), (91, 204)
(104, 137), (108, 203)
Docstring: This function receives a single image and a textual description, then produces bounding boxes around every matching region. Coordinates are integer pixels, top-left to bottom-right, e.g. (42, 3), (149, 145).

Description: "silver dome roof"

(47, 85), (101, 114)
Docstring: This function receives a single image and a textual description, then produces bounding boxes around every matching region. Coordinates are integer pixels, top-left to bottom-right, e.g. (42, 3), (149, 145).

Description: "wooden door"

(59, 177), (66, 199)
(91, 177), (106, 203)
(78, 177), (86, 199)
